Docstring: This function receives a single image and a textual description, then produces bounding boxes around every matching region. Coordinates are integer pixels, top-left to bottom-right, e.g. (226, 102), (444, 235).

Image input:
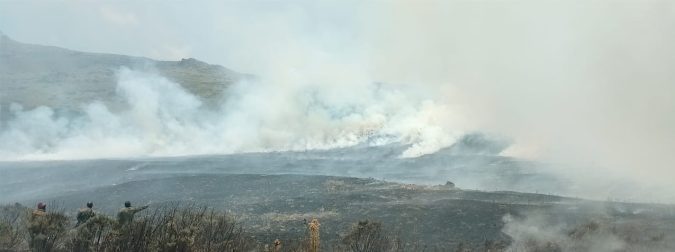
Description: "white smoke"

(2, 0), (674, 202)
(0, 67), (462, 160)
(502, 208), (675, 251)
(502, 213), (626, 252)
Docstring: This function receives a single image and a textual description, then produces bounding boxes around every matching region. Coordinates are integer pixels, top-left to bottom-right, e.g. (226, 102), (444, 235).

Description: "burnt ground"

(2, 142), (675, 250)
(12, 173), (674, 250)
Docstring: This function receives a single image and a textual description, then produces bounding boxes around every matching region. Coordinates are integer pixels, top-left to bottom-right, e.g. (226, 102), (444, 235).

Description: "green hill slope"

(0, 33), (245, 111)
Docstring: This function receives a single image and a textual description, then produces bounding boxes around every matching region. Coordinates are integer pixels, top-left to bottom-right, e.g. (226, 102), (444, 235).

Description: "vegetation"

(1, 203), (255, 252)
(0, 203), (27, 250)
(342, 220), (391, 252)
(0, 203), (512, 252)
(1, 200), (672, 251)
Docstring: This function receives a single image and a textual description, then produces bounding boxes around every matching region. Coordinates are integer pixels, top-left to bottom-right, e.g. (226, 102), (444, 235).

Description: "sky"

(0, 0), (366, 72)
(1, 0), (675, 201)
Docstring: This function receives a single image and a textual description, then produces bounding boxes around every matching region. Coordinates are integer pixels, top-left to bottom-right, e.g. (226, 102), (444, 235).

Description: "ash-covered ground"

(2, 32), (675, 251)
(0, 135), (563, 202)
(2, 142), (675, 250)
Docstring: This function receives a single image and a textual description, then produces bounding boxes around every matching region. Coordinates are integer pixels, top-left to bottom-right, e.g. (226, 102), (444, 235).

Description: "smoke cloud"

(502, 205), (675, 251)
(357, 0), (675, 202)
(0, 68), (461, 160)
(1, 0), (674, 201)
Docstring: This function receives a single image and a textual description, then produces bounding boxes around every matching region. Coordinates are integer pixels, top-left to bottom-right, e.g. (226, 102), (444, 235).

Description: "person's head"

(124, 201), (131, 208)
(86, 202), (93, 208)
(37, 202), (46, 210)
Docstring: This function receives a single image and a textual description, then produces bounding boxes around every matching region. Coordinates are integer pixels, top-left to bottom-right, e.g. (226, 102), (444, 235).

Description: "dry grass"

(0, 203), (509, 252)
(308, 218), (320, 252)
(4, 201), (669, 252)
(1, 203), (255, 252)
(0, 203), (29, 250)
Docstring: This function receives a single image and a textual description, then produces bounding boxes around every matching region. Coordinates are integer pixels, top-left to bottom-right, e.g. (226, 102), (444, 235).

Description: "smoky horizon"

(1, 0), (674, 202)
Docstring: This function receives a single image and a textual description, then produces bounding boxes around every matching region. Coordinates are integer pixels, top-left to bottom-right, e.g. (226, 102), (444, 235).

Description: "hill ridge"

(0, 33), (245, 111)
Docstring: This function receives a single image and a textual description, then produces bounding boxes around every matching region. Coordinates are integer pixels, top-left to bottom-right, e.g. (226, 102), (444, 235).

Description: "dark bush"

(342, 220), (392, 252)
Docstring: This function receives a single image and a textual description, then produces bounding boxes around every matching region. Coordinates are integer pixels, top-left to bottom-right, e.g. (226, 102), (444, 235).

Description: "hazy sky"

(0, 0), (367, 73)
(2, 0), (675, 201)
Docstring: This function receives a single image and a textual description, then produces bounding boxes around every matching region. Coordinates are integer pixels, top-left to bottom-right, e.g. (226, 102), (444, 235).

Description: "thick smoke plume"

(0, 68), (460, 160)
(1, 0), (674, 202)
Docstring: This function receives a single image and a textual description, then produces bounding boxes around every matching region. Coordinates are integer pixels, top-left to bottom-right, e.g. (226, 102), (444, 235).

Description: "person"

(28, 202), (48, 251)
(117, 201), (149, 226)
(32, 202), (47, 217)
(73, 202), (98, 251)
(76, 202), (96, 227)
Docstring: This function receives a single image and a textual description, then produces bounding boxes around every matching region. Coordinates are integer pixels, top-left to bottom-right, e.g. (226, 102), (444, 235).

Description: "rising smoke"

(502, 204), (675, 251)
(0, 67), (460, 161)
(0, 0), (674, 202)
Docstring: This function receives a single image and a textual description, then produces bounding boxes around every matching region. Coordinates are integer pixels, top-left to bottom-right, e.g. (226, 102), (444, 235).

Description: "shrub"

(0, 203), (30, 250)
(342, 220), (391, 252)
(1, 203), (256, 252)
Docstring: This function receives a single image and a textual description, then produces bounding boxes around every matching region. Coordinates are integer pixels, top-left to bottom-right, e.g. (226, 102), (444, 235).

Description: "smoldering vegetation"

(503, 205), (675, 252)
(2, 1), (675, 250)
(2, 32), (673, 203)
(0, 135), (567, 203)
(0, 33), (473, 179)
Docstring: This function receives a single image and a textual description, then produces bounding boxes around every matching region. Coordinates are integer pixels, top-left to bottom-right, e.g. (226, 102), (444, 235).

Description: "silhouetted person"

(117, 201), (148, 226)
(28, 202), (48, 251)
(76, 201), (96, 227)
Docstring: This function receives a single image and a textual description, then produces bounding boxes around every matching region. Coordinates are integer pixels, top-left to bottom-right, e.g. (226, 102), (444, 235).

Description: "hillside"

(3, 171), (674, 250)
(0, 33), (245, 112)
